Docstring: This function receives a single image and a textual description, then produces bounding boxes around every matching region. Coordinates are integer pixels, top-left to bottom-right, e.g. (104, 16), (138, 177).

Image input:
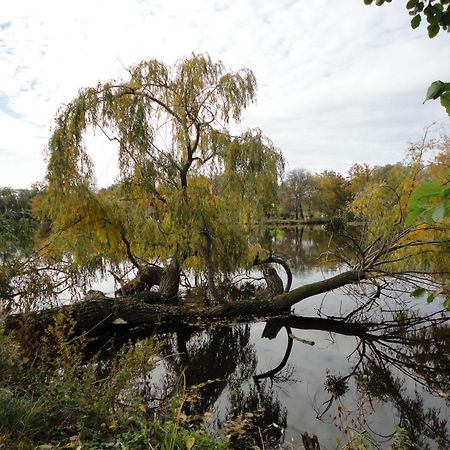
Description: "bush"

(0, 312), (227, 449)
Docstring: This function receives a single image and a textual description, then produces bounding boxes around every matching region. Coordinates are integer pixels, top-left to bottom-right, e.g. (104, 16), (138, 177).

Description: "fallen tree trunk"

(4, 269), (366, 336)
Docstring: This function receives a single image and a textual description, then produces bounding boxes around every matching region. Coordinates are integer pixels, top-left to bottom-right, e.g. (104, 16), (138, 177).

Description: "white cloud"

(1, 0), (449, 187)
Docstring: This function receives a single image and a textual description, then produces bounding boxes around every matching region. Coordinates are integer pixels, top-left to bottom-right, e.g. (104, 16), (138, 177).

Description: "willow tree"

(41, 54), (283, 301)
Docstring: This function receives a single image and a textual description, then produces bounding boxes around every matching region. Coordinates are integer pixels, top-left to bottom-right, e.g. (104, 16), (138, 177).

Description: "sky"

(1, 0), (449, 188)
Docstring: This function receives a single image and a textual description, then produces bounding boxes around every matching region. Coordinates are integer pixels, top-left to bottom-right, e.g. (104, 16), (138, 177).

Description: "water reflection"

(152, 324), (288, 448)
(143, 311), (448, 449)
(259, 225), (357, 274)
(89, 226), (448, 448)
(262, 314), (449, 448)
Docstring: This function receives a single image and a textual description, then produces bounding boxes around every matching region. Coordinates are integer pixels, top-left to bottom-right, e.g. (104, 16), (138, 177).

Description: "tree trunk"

(160, 255), (181, 301)
(114, 265), (163, 297)
(254, 255), (293, 292)
(4, 269), (366, 337)
(299, 202), (305, 221)
(202, 228), (220, 305)
(262, 265), (284, 297)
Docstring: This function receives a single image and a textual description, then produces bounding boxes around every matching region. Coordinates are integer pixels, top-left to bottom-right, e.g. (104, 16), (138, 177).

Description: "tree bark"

(114, 265), (163, 297)
(202, 228), (220, 305)
(254, 255), (293, 292)
(160, 255), (181, 300)
(4, 269), (366, 337)
(262, 265), (284, 297)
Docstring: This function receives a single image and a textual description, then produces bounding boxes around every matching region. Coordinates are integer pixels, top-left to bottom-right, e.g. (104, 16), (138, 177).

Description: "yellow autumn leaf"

(185, 437), (195, 449)
(139, 403), (146, 412)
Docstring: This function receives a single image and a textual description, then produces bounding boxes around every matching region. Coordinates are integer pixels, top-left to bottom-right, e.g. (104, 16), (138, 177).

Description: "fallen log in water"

(4, 269), (366, 337)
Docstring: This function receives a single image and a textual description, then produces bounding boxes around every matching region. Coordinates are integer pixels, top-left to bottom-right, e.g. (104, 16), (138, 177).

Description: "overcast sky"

(1, 0), (449, 188)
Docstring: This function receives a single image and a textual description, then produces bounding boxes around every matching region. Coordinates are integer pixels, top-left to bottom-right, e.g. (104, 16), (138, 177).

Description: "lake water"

(93, 226), (450, 449)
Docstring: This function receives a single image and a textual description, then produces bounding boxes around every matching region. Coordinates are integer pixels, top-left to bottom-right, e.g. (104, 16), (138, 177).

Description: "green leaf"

(411, 14), (422, 29)
(410, 287), (426, 298)
(440, 90), (450, 116)
(364, 0), (373, 4)
(444, 297), (450, 309)
(442, 185), (450, 199)
(427, 22), (440, 38)
(424, 4), (433, 17)
(442, 11), (450, 27)
(410, 182), (442, 200)
(405, 206), (425, 226)
(406, 0), (418, 9)
(431, 202), (446, 222)
(427, 292), (435, 303)
(424, 80), (445, 102)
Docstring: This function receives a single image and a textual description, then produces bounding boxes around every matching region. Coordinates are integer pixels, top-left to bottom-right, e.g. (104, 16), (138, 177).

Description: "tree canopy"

(39, 54), (283, 300)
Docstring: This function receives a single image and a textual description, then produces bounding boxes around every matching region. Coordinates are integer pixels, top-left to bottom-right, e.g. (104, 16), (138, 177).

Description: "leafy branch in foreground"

(363, 1), (450, 117)
(405, 169), (450, 225)
(424, 80), (450, 116)
(363, 0), (450, 38)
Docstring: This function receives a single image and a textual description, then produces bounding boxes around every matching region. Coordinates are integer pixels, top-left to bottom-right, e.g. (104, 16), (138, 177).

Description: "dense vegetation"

(0, 51), (449, 448)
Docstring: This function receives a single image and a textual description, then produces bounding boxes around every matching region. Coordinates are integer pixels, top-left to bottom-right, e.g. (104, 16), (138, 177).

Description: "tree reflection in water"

(144, 309), (449, 449)
(260, 225), (356, 274)
(136, 226), (449, 448)
(262, 313), (449, 449)
(151, 324), (288, 448)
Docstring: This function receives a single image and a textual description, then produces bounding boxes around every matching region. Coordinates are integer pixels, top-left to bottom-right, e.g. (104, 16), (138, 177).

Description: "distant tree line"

(277, 150), (449, 222)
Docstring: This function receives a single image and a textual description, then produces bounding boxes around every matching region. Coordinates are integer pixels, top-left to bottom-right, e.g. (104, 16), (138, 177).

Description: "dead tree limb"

(4, 269), (367, 337)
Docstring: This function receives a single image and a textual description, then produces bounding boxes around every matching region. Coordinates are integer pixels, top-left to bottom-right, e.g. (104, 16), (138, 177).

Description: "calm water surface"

(95, 227), (450, 449)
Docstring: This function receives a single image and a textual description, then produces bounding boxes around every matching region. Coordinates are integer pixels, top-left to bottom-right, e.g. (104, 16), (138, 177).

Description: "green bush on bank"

(0, 314), (226, 450)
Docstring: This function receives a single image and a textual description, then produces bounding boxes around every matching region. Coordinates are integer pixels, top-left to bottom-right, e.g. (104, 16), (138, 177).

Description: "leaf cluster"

(405, 171), (450, 225)
(424, 80), (450, 116)
(364, 0), (450, 37)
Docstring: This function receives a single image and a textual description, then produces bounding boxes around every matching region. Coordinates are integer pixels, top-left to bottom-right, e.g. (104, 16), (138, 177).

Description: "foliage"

(424, 80), (450, 116)
(348, 162), (415, 235)
(0, 188), (38, 260)
(408, 135), (450, 217)
(348, 163), (374, 195)
(311, 170), (351, 218)
(0, 188), (38, 305)
(0, 310), (153, 446)
(0, 187), (66, 312)
(405, 170), (450, 225)
(363, 0), (450, 38)
(279, 169), (314, 220)
(0, 310), (227, 449)
(277, 168), (353, 221)
(40, 54), (283, 291)
(346, 134), (450, 307)
(363, 1), (450, 116)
